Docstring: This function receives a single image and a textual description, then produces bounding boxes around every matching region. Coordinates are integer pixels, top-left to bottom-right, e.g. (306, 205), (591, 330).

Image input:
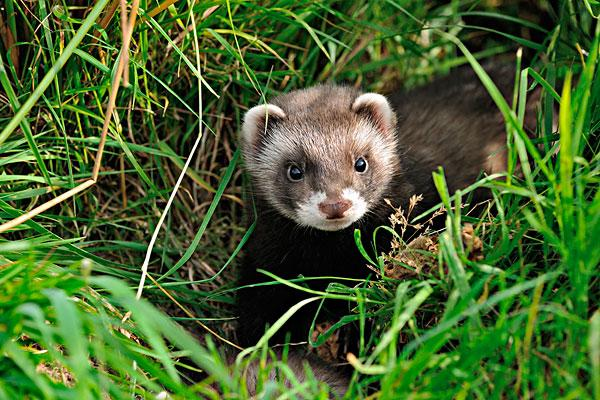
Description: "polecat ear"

(241, 104), (286, 150)
(352, 93), (396, 136)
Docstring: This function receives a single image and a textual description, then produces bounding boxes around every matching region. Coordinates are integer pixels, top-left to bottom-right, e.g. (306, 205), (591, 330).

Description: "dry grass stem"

(0, 179), (95, 233)
(0, 0), (141, 234)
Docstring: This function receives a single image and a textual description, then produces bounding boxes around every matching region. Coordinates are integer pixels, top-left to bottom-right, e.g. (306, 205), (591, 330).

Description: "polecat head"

(241, 85), (399, 231)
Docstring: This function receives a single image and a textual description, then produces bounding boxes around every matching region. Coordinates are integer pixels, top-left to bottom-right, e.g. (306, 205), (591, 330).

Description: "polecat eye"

(354, 157), (368, 173)
(287, 165), (304, 181)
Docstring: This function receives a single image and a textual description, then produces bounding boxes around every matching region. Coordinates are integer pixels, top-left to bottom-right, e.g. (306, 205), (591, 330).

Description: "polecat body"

(237, 65), (522, 346)
(241, 350), (349, 397)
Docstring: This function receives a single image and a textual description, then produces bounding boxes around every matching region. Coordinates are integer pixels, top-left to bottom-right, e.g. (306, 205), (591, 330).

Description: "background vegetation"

(0, 0), (598, 398)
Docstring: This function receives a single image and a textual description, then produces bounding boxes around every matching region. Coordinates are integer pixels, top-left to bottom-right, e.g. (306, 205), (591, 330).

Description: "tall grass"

(0, 0), (598, 398)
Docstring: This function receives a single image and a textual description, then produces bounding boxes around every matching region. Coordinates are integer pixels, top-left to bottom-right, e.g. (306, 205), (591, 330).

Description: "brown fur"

(241, 86), (400, 229)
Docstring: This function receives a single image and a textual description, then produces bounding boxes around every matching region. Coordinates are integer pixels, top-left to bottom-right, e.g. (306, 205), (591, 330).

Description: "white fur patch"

(341, 187), (368, 223)
(295, 188), (368, 231)
(295, 191), (327, 229)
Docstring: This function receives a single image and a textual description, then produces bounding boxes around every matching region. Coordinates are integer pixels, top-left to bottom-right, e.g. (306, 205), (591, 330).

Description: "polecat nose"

(318, 199), (352, 219)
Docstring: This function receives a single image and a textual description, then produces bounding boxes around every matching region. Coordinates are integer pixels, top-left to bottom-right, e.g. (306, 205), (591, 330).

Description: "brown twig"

(120, 0), (130, 86)
(92, 0), (140, 181)
(92, 0), (120, 43)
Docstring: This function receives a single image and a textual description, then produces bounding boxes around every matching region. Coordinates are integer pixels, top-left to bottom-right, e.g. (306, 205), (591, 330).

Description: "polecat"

(236, 65), (532, 346)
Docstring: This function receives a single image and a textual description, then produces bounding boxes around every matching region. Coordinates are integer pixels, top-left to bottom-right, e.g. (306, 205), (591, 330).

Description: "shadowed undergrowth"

(0, 0), (598, 398)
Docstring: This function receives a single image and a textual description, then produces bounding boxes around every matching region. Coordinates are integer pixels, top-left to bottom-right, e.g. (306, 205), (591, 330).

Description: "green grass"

(0, 0), (598, 398)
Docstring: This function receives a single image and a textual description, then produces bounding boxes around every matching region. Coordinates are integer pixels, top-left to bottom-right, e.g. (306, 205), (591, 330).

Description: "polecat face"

(241, 85), (399, 231)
